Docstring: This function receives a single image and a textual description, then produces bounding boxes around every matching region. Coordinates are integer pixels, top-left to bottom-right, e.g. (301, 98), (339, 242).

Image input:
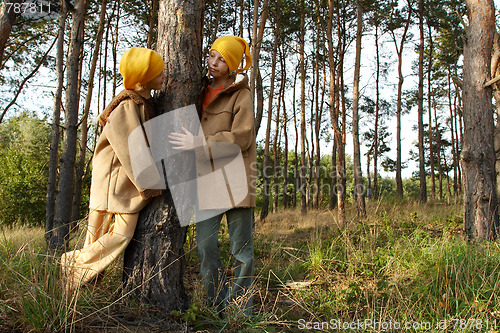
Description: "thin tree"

(299, 0), (307, 215)
(45, 0), (67, 241)
(72, 0), (108, 223)
(251, 0), (269, 135)
(147, 0), (159, 48)
(47, 0), (86, 251)
(388, 0), (412, 198)
(327, 0), (344, 223)
(0, 0), (24, 69)
(417, 0), (427, 203)
(462, 0), (499, 240)
(427, 22), (436, 200)
(260, 6), (280, 220)
(352, 0), (366, 217)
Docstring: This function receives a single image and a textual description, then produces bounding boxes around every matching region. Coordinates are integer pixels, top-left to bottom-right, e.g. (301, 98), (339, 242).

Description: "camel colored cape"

(89, 90), (161, 213)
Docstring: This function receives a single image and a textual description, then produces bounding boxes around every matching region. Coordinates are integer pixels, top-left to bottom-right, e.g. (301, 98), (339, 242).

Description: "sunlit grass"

(3, 201), (500, 332)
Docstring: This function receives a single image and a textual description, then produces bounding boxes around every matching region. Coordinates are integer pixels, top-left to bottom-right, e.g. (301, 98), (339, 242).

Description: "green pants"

(196, 207), (254, 316)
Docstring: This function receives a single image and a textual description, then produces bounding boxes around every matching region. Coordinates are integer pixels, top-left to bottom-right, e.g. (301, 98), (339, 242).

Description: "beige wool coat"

(195, 74), (257, 210)
(89, 90), (162, 214)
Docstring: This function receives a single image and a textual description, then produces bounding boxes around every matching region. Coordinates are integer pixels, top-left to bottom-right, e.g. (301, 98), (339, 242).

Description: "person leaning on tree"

(168, 35), (257, 317)
(61, 47), (166, 291)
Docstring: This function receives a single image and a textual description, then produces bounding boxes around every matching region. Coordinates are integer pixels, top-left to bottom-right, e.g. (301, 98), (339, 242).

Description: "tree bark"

(48, 0), (86, 252)
(427, 23), (435, 201)
(299, 0), (307, 215)
(0, 0), (23, 70)
(72, 0), (108, 223)
(260, 13), (279, 220)
(122, 0), (203, 312)
(45, 0), (67, 243)
(147, 0), (159, 48)
(391, 0), (412, 198)
(417, 0), (427, 203)
(352, 0), (366, 217)
(251, 0), (269, 136)
(463, 0), (499, 240)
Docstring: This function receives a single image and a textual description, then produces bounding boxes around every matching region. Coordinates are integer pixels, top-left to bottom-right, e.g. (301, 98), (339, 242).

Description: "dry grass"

(3, 201), (500, 332)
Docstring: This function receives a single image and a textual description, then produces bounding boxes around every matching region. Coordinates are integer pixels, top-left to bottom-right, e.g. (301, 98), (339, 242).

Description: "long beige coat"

(89, 90), (161, 214)
(195, 74), (256, 209)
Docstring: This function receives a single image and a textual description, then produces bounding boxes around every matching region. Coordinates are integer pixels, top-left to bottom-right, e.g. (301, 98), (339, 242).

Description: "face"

(208, 50), (229, 79)
(145, 70), (166, 90)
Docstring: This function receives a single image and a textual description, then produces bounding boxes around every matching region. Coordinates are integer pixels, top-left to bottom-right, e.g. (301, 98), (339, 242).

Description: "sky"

(4, 2), (500, 182)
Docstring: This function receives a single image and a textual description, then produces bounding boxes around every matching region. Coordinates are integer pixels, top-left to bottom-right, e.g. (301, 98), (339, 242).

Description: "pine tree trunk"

(260, 18), (279, 220)
(417, 0), (427, 204)
(147, 0), (159, 48)
(299, 0), (307, 215)
(251, 0), (269, 136)
(491, 31), (500, 199)
(352, 0), (366, 217)
(48, 0), (86, 252)
(448, 72), (458, 197)
(122, 0), (203, 311)
(72, 0), (108, 223)
(0, 0), (22, 70)
(463, 0), (499, 240)
(292, 68), (298, 209)
(392, 0), (411, 198)
(45, 0), (67, 243)
(427, 23), (436, 201)
(374, 23), (380, 200)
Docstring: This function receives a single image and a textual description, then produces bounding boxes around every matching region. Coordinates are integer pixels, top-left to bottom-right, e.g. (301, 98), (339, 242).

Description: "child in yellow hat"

(61, 47), (165, 291)
(169, 36), (256, 317)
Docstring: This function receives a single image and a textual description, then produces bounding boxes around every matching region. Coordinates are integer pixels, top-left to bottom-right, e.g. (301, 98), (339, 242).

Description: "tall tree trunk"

(299, 0), (307, 215)
(417, 0), (427, 203)
(327, 0), (342, 221)
(260, 13), (279, 220)
(352, 0), (366, 217)
(282, 57), (289, 209)
(210, 0), (221, 42)
(434, 102), (444, 200)
(448, 71), (458, 197)
(292, 66), (299, 209)
(112, 0), (120, 99)
(0, 0), (22, 69)
(491, 30), (500, 199)
(463, 0), (499, 240)
(147, 0), (159, 48)
(391, 0), (412, 198)
(337, 1), (347, 224)
(72, 0), (108, 223)
(48, 0), (86, 252)
(251, 0), (269, 136)
(427, 23), (436, 200)
(374, 22), (380, 200)
(45, 0), (67, 243)
(122, 0), (203, 311)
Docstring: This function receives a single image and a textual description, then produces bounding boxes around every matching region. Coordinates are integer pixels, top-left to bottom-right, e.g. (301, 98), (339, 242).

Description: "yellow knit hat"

(119, 47), (165, 90)
(210, 36), (252, 74)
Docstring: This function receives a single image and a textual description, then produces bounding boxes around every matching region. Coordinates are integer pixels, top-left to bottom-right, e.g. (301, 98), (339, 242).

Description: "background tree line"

(0, 0), (497, 242)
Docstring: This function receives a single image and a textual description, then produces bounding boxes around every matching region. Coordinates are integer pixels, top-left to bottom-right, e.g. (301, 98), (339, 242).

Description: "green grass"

(2, 201), (500, 332)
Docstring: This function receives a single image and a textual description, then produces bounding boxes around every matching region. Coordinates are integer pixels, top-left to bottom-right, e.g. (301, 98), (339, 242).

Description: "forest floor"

(2, 199), (500, 332)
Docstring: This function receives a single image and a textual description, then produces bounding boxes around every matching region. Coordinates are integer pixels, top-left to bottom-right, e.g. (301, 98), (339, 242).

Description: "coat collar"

(98, 89), (153, 126)
(208, 73), (249, 96)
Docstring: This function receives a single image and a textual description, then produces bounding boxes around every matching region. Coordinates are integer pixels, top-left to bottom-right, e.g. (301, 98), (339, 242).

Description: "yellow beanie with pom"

(210, 36), (252, 74)
(119, 47), (164, 90)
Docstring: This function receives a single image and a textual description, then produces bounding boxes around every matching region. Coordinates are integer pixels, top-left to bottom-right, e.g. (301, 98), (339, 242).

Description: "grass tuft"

(3, 201), (500, 332)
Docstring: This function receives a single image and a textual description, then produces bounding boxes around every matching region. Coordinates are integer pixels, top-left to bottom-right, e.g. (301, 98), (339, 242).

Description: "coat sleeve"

(105, 100), (162, 198)
(199, 88), (255, 160)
